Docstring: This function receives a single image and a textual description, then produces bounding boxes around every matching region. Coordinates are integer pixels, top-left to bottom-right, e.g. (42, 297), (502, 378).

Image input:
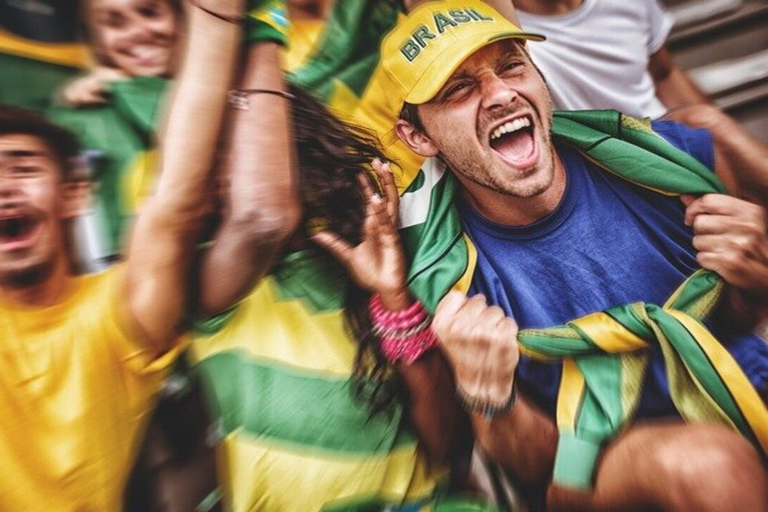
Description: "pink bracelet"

(369, 294), (438, 365)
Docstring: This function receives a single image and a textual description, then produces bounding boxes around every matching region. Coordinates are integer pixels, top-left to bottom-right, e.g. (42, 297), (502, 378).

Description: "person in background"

(0, 0), (244, 508)
(512, 0), (768, 204)
(381, 1), (768, 510)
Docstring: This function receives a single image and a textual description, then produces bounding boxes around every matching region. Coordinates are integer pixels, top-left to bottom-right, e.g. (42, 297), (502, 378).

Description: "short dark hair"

(398, 101), (425, 134)
(0, 105), (81, 179)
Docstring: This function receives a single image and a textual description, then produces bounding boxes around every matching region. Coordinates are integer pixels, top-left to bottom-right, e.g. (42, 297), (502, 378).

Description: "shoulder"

(651, 119), (715, 170)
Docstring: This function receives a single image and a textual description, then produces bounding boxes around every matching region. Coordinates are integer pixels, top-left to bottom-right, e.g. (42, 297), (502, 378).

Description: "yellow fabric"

(0, 267), (176, 511)
(285, 12), (427, 192)
(668, 310), (768, 452)
(556, 358), (585, 434)
(570, 312), (648, 353)
(285, 20), (325, 73)
(190, 275), (444, 512)
(220, 432), (441, 512)
(191, 278), (355, 377)
(0, 27), (91, 68)
(378, 1), (543, 106)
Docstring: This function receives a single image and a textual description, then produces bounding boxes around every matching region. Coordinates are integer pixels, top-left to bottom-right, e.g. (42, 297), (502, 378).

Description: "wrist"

(378, 288), (413, 312)
(369, 294), (437, 365)
(456, 375), (518, 420)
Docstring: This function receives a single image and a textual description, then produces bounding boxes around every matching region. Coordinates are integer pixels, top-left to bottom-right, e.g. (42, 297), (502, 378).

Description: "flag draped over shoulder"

(400, 109), (768, 489)
(0, 0), (89, 110)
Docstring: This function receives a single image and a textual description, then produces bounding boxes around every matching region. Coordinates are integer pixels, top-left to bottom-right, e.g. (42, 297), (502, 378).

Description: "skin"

(88, 0), (179, 77)
(396, 26), (768, 511)
(397, 40), (566, 226)
(0, 135), (85, 306)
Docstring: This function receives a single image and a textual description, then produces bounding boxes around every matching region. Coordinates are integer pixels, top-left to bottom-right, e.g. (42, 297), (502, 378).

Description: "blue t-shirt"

(461, 121), (768, 418)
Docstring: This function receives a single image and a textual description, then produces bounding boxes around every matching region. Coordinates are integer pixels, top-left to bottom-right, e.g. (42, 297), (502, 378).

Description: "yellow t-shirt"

(0, 267), (176, 510)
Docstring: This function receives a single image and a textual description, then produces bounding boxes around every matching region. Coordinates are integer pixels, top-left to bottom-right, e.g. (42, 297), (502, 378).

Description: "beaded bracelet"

(456, 378), (518, 419)
(369, 294), (438, 365)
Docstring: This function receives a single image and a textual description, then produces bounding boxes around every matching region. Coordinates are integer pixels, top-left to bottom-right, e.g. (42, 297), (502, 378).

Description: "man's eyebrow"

(0, 150), (50, 159)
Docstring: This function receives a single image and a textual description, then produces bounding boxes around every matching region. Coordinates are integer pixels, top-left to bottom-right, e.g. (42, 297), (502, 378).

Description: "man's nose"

(479, 72), (517, 110)
(0, 176), (22, 200)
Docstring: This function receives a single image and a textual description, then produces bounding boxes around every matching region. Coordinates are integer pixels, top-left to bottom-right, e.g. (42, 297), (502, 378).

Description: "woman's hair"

(289, 84), (402, 414)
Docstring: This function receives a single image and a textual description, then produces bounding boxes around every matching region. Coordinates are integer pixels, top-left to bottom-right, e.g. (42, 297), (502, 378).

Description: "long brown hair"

(289, 84), (402, 414)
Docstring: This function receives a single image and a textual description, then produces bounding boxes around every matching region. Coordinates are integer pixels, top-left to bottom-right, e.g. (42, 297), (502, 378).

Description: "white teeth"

(490, 117), (531, 141)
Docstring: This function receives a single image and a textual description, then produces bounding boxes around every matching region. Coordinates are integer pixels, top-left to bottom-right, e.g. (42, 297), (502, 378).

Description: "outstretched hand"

(313, 160), (411, 310)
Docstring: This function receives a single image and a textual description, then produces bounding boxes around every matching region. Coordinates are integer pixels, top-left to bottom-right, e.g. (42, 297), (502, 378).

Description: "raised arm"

(196, 26), (299, 316)
(125, 1), (244, 348)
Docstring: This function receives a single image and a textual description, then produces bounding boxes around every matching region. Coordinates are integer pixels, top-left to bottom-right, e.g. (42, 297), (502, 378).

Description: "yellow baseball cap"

(380, 0), (544, 108)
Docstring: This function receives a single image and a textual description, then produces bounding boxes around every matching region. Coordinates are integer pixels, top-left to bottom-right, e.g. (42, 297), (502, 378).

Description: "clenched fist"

(432, 292), (519, 406)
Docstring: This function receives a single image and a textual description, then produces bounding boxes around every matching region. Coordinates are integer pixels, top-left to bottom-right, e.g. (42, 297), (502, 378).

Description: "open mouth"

(123, 44), (169, 67)
(489, 115), (538, 168)
(0, 213), (40, 251)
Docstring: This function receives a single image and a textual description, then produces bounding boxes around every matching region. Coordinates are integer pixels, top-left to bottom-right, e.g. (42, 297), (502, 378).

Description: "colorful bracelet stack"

(369, 294), (438, 365)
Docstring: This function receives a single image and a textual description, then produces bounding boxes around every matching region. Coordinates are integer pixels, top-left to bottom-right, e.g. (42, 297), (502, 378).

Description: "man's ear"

(395, 119), (439, 158)
(61, 181), (92, 219)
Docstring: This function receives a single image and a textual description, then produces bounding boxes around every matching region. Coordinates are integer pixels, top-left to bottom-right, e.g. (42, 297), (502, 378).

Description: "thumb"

(680, 194), (697, 207)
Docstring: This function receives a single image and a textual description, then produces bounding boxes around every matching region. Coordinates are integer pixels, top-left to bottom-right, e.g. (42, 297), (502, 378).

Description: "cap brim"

(404, 31), (545, 105)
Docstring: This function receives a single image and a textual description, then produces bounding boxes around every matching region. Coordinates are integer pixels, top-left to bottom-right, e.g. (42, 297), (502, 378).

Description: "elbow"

(228, 205), (301, 246)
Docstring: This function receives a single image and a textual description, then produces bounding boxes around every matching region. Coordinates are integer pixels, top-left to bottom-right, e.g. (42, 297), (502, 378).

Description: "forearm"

(153, 5), (242, 220)
(197, 43), (299, 314)
(227, 43), (299, 229)
(472, 393), (558, 485)
(126, 2), (243, 347)
(399, 350), (471, 466)
(650, 47), (709, 109)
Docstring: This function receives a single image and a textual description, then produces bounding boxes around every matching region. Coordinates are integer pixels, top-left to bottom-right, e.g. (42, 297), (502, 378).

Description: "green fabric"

(287, 0), (402, 103)
(401, 109), (765, 489)
(48, 76), (169, 254)
(244, 0), (290, 46)
(195, 351), (416, 454)
(271, 249), (349, 311)
(0, 54), (80, 111)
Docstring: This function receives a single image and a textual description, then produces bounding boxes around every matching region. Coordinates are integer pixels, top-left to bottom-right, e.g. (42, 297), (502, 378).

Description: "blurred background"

(663, 0), (768, 143)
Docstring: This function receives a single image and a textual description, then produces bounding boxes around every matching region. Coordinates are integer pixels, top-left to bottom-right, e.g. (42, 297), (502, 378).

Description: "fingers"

(312, 231), (353, 264)
(372, 159), (400, 226)
(684, 194), (759, 227)
(433, 291), (469, 335)
(433, 291), (520, 404)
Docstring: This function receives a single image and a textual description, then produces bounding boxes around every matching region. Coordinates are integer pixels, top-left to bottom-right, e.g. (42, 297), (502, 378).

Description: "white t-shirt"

(517, 0), (674, 118)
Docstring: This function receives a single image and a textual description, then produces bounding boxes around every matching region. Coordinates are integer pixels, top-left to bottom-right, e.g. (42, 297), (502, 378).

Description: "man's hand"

(432, 292), (519, 406)
(59, 67), (127, 107)
(683, 194), (768, 296)
(313, 160), (411, 310)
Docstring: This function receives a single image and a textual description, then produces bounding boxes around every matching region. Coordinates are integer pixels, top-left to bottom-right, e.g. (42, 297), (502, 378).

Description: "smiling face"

(88, 0), (179, 77)
(398, 40), (561, 209)
(0, 135), (75, 288)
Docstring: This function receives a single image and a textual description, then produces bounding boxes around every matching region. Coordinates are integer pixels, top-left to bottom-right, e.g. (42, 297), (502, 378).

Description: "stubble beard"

(0, 256), (55, 290)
